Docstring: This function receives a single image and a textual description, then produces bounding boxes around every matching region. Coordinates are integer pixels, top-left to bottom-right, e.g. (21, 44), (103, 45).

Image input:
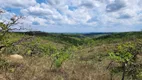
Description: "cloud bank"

(0, 0), (142, 32)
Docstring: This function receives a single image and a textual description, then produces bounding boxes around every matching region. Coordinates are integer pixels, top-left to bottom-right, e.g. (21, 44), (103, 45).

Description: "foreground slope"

(0, 31), (142, 80)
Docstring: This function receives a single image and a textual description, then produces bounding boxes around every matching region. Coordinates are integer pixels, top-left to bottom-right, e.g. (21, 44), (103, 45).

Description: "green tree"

(108, 41), (142, 80)
(0, 10), (23, 50)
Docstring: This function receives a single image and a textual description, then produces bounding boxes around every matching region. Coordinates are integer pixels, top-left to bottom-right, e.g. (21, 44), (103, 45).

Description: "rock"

(9, 54), (23, 60)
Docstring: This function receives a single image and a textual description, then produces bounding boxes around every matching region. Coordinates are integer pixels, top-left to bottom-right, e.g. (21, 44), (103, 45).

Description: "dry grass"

(0, 44), (123, 80)
(1, 40), (141, 80)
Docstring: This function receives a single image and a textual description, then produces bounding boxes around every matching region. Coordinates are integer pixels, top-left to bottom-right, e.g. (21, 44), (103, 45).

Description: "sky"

(0, 0), (142, 33)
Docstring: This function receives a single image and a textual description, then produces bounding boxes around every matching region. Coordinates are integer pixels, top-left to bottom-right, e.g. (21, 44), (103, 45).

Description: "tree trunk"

(110, 72), (113, 80)
(122, 63), (126, 80)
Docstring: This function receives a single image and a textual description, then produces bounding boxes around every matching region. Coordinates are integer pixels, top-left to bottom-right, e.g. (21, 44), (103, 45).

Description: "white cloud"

(21, 4), (53, 16)
(0, 0), (36, 8)
(1, 0), (142, 32)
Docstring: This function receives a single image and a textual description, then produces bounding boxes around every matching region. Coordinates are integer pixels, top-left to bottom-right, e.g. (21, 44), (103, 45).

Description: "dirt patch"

(0, 74), (6, 80)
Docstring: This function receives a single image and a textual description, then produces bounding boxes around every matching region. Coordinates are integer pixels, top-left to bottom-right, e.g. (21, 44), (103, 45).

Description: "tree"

(108, 41), (142, 80)
(0, 9), (24, 50)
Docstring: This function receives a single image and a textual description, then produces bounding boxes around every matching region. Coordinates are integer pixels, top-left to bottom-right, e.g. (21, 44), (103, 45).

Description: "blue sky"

(0, 0), (142, 33)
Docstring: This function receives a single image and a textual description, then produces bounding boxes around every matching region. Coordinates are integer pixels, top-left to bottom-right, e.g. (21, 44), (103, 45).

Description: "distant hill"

(14, 31), (142, 38)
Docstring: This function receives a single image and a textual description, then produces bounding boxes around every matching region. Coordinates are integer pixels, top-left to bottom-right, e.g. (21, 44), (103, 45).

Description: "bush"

(108, 41), (142, 80)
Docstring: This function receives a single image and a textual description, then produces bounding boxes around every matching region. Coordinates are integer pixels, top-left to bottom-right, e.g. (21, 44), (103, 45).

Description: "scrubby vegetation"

(0, 30), (141, 80)
(0, 14), (142, 80)
(108, 41), (142, 80)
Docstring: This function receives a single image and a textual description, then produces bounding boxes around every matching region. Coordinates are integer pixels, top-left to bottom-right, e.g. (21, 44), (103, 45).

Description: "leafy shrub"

(49, 46), (75, 69)
(108, 41), (142, 80)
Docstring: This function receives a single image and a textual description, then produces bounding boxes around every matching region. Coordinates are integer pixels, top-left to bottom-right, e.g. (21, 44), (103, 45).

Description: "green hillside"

(0, 31), (142, 80)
